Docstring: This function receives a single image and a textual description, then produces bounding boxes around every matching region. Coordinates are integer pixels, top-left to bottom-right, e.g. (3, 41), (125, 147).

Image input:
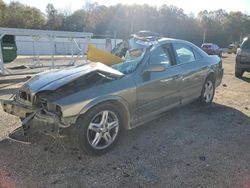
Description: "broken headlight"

(41, 100), (62, 116)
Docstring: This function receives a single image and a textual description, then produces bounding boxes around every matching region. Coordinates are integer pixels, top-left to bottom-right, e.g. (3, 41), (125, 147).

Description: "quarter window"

(173, 43), (196, 64)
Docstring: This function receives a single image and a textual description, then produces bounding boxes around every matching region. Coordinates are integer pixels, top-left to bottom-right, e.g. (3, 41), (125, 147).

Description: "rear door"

(172, 42), (207, 104)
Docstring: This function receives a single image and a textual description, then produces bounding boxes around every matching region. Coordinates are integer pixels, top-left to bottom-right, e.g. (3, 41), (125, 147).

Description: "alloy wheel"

(203, 80), (214, 103)
(87, 110), (119, 150)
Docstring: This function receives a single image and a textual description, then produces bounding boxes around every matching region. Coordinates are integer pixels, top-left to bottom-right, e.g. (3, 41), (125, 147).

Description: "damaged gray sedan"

(1, 37), (223, 155)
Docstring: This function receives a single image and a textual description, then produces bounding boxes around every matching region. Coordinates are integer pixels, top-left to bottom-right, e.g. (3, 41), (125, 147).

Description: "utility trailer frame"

(0, 27), (93, 75)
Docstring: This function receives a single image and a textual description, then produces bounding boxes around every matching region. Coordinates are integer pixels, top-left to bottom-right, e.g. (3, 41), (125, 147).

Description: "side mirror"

(144, 64), (166, 74)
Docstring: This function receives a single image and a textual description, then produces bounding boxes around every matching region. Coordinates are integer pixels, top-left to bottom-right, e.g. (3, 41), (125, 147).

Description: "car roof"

(158, 37), (185, 44)
(160, 38), (208, 55)
(130, 36), (208, 57)
(157, 38), (203, 48)
(134, 37), (191, 45)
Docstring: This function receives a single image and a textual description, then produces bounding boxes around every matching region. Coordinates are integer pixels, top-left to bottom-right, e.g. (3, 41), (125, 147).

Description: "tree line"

(0, 0), (250, 47)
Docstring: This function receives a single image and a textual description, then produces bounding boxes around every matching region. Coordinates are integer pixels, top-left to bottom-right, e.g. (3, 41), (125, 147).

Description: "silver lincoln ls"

(1, 36), (223, 155)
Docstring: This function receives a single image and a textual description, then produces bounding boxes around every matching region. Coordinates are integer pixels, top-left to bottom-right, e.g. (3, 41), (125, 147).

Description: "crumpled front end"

(1, 62), (124, 137)
(1, 99), (35, 118)
(1, 90), (75, 137)
(1, 90), (36, 119)
(33, 97), (75, 128)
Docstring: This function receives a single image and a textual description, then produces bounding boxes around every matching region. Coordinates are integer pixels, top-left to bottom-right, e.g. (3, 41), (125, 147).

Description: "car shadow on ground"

(0, 102), (250, 188)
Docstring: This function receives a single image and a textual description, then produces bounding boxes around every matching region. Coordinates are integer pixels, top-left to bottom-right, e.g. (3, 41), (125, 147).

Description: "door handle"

(161, 75), (182, 82)
(161, 78), (173, 82)
(173, 75), (183, 80)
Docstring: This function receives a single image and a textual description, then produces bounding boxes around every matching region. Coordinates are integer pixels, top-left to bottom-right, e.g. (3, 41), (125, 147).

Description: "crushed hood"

(22, 62), (124, 94)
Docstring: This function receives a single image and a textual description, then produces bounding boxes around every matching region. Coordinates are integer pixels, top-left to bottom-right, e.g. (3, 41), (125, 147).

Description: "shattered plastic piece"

(87, 44), (123, 66)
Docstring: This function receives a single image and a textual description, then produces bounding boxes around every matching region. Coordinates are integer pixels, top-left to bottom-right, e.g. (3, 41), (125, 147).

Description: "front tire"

(72, 103), (123, 155)
(199, 77), (215, 105)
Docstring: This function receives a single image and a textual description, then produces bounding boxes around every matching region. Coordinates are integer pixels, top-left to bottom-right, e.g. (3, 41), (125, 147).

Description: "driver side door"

(135, 44), (182, 122)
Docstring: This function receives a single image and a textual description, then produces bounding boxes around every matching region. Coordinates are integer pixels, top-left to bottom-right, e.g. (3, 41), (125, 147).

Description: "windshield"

(111, 48), (146, 74)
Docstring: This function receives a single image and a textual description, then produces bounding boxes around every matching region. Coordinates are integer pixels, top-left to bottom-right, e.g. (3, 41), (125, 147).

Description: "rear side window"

(173, 43), (196, 64)
(241, 39), (250, 49)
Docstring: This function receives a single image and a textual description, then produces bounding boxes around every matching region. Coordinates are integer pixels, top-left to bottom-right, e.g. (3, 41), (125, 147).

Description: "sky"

(3, 0), (250, 15)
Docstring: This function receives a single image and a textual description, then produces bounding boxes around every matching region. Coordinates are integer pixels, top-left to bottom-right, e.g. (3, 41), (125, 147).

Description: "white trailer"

(0, 27), (93, 75)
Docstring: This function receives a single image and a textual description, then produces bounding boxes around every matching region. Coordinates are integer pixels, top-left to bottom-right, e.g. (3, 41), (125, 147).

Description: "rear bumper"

(1, 99), (35, 118)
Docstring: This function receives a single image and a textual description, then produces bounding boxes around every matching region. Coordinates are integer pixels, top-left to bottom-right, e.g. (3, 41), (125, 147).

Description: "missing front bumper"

(1, 99), (74, 137)
(1, 99), (35, 118)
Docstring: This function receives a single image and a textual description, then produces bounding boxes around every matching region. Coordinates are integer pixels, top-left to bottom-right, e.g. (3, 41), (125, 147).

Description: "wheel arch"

(78, 96), (131, 130)
(202, 69), (216, 85)
(199, 70), (216, 95)
(206, 71), (216, 82)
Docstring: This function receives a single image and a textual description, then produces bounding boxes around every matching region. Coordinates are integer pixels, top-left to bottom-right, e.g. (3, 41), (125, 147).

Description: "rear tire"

(71, 103), (123, 155)
(199, 77), (215, 105)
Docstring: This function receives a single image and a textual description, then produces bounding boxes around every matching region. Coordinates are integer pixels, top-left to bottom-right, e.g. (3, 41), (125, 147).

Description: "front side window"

(173, 43), (196, 64)
(111, 48), (146, 74)
(149, 45), (171, 67)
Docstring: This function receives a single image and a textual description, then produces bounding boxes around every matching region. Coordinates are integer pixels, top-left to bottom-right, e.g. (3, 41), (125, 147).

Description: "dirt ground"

(0, 55), (250, 188)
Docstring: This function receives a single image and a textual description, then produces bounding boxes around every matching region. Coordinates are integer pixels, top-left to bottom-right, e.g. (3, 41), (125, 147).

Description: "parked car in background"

(228, 44), (237, 54)
(201, 43), (222, 57)
(235, 36), (250, 78)
(1, 34), (224, 155)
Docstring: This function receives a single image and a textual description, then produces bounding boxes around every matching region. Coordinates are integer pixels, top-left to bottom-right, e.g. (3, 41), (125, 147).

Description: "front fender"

(74, 95), (132, 129)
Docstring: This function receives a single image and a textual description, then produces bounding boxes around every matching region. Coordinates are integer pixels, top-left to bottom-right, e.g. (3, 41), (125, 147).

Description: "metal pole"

(67, 38), (78, 66)
(49, 35), (55, 69)
(0, 34), (5, 75)
(71, 38), (74, 59)
(32, 39), (35, 62)
(114, 30), (117, 47)
(31, 35), (42, 68)
(203, 29), (206, 44)
(35, 36), (41, 66)
(84, 36), (91, 63)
